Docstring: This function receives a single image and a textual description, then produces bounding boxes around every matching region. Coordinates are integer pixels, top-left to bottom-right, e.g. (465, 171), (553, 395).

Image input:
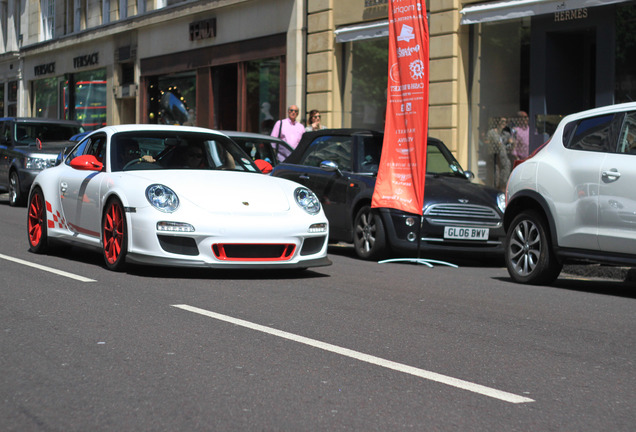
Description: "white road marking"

(0, 253), (96, 282)
(172, 304), (535, 404)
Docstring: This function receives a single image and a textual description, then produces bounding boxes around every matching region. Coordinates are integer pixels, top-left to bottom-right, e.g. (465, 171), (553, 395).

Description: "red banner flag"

(371, 0), (429, 216)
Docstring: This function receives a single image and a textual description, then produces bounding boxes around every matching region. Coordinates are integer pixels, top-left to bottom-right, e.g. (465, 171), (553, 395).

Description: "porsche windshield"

(111, 131), (260, 173)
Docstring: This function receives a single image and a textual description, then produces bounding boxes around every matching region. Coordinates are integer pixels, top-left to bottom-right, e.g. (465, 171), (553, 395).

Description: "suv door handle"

(299, 175), (310, 180)
(602, 169), (621, 179)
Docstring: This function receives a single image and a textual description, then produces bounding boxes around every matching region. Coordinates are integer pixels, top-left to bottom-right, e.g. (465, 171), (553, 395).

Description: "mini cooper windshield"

(110, 131), (260, 173)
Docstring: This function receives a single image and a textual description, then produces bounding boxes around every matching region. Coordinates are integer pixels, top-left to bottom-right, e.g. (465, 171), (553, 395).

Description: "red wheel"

(27, 188), (48, 253)
(102, 198), (128, 271)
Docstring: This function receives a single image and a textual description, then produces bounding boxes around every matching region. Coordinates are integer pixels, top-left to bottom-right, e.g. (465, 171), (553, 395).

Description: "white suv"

(504, 102), (636, 284)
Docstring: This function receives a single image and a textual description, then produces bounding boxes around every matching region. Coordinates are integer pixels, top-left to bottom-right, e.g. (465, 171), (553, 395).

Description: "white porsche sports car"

(27, 125), (331, 271)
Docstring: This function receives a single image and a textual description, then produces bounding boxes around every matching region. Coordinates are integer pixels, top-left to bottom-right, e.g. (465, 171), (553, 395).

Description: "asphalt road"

(1, 196), (635, 431)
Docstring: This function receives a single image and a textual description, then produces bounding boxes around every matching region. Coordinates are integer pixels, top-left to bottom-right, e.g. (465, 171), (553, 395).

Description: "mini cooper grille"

(424, 203), (501, 227)
(212, 243), (296, 261)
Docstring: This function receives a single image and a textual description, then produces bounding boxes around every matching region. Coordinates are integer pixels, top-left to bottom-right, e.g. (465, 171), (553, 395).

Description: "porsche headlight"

(146, 184), (179, 213)
(294, 187), (321, 215)
(497, 192), (506, 213)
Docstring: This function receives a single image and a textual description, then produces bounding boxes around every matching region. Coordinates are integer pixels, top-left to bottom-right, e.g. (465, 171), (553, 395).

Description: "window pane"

(74, 69), (107, 130)
(350, 38), (388, 131)
(567, 114), (614, 152)
(245, 58), (280, 134)
(34, 77), (59, 118)
(158, 73), (196, 125)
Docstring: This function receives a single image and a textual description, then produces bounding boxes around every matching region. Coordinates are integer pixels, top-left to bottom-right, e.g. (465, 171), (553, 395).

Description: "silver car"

(504, 102), (636, 284)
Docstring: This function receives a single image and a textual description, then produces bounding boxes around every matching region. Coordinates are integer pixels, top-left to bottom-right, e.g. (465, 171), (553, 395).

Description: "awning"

(334, 20), (389, 43)
(460, 0), (630, 24)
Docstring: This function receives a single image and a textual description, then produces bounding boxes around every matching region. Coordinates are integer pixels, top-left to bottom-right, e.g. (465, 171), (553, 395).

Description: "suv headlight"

(497, 192), (506, 213)
(294, 187), (321, 215)
(146, 184), (179, 213)
(25, 156), (55, 170)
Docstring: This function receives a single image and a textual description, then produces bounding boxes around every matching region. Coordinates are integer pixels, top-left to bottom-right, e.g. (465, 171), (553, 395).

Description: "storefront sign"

(73, 53), (99, 69)
(554, 7), (588, 22)
(190, 18), (217, 41)
(371, 0), (429, 216)
(34, 62), (55, 76)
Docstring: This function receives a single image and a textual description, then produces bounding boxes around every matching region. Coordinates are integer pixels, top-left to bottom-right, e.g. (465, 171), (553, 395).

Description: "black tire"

(9, 171), (26, 207)
(505, 210), (562, 285)
(102, 198), (128, 271)
(353, 205), (387, 260)
(27, 188), (49, 253)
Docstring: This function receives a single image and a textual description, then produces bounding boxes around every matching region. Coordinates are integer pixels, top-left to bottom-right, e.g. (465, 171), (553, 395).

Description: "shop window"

(7, 80), (17, 117)
(245, 58), (280, 134)
(615, 3), (636, 103)
(33, 77), (59, 118)
(0, 84), (4, 117)
(64, 69), (107, 130)
(346, 37), (388, 131)
(470, 20), (530, 190)
(147, 72), (196, 125)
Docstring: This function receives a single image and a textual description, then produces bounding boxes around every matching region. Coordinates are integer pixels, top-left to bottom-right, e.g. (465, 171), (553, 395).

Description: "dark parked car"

(221, 131), (293, 171)
(0, 117), (84, 206)
(271, 129), (507, 260)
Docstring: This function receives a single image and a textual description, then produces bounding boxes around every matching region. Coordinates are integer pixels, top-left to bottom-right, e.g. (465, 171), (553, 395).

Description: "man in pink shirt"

(271, 105), (305, 153)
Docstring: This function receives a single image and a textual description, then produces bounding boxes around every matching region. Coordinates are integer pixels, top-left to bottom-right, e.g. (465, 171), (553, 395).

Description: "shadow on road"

(41, 244), (331, 281)
(495, 274), (636, 299)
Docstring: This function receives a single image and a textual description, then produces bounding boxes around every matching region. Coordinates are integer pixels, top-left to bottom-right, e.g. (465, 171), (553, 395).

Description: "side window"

(617, 111), (636, 155)
(566, 114), (615, 152)
(358, 136), (381, 174)
(64, 140), (89, 166)
(300, 136), (353, 170)
(85, 134), (107, 163)
(0, 122), (9, 143)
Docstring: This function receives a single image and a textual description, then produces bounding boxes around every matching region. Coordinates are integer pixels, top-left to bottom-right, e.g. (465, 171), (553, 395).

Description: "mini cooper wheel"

(9, 171), (26, 207)
(27, 188), (49, 253)
(505, 210), (562, 285)
(353, 205), (387, 260)
(102, 198), (128, 271)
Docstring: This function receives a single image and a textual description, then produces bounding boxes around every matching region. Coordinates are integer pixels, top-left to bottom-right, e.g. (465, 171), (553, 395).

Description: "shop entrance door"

(545, 29), (596, 115)
(212, 64), (238, 130)
(529, 7), (615, 150)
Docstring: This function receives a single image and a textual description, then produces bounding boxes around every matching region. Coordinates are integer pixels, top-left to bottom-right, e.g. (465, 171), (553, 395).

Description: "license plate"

(444, 226), (489, 240)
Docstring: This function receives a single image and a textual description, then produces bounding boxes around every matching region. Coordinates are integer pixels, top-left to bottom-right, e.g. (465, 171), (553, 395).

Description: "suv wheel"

(353, 205), (387, 260)
(9, 171), (26, 207)
(505, 210), (562, 285)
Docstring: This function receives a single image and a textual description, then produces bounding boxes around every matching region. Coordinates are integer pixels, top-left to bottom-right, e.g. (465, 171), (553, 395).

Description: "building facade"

(1, 0), (635, 189)
(309, 0), (636, 188)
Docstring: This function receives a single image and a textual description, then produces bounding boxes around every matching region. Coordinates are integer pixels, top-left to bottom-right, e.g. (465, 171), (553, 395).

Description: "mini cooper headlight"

(497, 192), (506, 213)
(294, 187), (321, 215)
(146, 184), (179, 213)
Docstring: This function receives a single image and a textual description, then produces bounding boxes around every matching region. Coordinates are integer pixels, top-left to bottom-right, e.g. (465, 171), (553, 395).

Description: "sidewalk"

(563, 264), (636, 283)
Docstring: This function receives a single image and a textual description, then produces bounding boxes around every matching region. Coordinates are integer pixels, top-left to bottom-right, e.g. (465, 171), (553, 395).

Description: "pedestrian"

(305, 109), (326, 132)
(271, 105), (305, 149)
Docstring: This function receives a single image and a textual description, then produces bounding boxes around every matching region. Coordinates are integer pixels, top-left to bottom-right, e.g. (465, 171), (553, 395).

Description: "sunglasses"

(312, 115), (321, 119)
(288, 109), (299, 113)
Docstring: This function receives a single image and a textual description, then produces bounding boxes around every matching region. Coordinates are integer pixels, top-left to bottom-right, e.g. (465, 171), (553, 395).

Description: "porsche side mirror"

(70, 155), (103, 171)
(254, 159), (273, 174)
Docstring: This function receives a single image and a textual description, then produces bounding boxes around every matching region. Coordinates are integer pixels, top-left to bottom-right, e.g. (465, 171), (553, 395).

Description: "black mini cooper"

(271, 129), (506, 261)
